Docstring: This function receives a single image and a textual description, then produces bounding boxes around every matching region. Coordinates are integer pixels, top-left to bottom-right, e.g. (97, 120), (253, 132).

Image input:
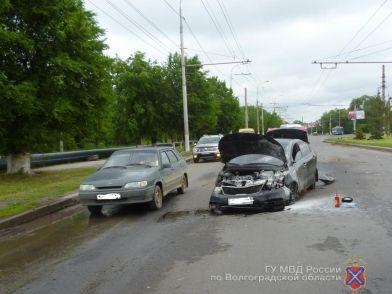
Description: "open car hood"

(218, 133), (287, 164)
(266, 128), (309, 143)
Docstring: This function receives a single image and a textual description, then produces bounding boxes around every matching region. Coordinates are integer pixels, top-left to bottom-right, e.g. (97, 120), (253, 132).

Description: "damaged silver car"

(209, 133), (292, 214)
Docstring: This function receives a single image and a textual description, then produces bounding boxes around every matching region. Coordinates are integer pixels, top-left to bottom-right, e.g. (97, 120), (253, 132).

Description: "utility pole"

(382, 64), (386, 101)
(244, 88), (248, 128)
(329, 113), (332, 134)
(256, 95), (260, 133)
(261, 105), (265, 135)
(338, 109), (341, 126)
(180, 0), (189, 152)
(353, 105), (357, 132)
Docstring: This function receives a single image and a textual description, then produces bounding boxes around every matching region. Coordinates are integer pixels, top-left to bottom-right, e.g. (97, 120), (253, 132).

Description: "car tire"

(309, 170), (317, 190)
(177, 175), (187, 194)
(88, 205), (102, 215)
(289, 182), (298, 204)
(193, 157), (199, 163)
(210, 204), (223, 215)
(149, 185), (163, 210)
(272, 202), (285, 211)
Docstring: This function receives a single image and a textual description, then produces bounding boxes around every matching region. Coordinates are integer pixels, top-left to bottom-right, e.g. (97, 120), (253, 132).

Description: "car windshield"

(198, 136), (220, 144)
(103, 150), (159, 168)
(228, 154), (284, 166)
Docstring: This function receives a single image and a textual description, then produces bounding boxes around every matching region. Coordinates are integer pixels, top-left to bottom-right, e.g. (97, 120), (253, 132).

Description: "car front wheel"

(149, 185), (163, 210)
(177, 175), (187, 194)
(289, 182), (298, 204)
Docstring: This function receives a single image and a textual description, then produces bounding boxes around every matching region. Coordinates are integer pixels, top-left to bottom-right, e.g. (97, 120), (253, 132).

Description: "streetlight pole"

(244, 88), (248, 128)
(256, 88), (260, 134)
(257, 80), (270, 135)
(180, 0), (190, 152)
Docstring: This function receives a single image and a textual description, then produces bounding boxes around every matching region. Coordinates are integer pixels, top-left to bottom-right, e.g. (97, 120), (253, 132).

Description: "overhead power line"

(87, 0), (166, 55)
(307, 0), (390, 102)
(104, 0), (172, 53)
(341, 0), (389, 59)
(349, 45), (392, 60)
(122, 0), (179, 49)
(200, 0), (236, 58)
(216, 0), (247, 59)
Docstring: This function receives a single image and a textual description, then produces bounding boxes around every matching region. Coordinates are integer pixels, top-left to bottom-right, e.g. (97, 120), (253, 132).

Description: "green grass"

(0, 167), (95, 218)
(327, 135), (392, 148)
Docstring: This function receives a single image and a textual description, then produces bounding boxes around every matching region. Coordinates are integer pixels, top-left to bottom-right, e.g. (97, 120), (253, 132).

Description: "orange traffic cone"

(334, 193), (340, 208)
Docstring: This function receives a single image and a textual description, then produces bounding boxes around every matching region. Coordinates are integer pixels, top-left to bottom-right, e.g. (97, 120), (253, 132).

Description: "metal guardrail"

(0, 147), (131, 171)
(0, 141), (197, 171)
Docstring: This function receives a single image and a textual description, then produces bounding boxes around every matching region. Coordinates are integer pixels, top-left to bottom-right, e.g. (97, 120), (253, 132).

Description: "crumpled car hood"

(218, 133), (287, 164)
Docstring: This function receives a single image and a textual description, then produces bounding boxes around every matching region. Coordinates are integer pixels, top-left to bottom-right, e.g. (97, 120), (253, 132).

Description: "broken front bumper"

(209, 187), (290, 210)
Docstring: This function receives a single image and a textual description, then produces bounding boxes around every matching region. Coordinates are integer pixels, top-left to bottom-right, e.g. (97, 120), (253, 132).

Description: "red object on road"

(334, 193), (340, 208)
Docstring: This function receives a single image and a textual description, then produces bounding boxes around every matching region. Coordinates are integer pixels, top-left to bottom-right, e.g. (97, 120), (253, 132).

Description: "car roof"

(113, 146), (174, 153)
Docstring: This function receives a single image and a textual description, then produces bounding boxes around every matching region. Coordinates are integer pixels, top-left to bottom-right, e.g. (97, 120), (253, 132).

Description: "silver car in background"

(192, 135), (223, 163)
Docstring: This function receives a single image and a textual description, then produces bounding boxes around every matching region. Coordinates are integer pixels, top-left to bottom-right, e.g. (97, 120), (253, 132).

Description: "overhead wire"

(104, 0), (173, 53)
(199, 0), (237, 58)
(86, 0), (167, 55)
(307, 0), (390, 103)
(122, 0), (179, 49)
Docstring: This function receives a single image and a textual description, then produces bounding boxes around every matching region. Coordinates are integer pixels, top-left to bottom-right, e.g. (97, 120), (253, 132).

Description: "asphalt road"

(1, 135), (392, 294)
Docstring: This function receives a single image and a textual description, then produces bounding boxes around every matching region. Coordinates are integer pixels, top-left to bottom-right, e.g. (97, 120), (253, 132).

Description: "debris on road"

(319, 174), (335, 185)
(341, 202), (358, 208)
(342, 197), (353, 203)
(334, 193), (341, 208)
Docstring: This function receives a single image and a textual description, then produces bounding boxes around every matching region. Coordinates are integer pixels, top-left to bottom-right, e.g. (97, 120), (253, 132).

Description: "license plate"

(228, 197), (254, 205)
(97, 193), (121, 200)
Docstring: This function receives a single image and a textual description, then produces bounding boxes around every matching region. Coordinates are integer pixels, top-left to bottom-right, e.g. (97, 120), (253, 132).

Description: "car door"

(160, 151), (176, 194)
(292, 143), (307, 192)
(303, 143), (317, 183)
(299, 142), (314, 188)
(166, 150), (182, 188)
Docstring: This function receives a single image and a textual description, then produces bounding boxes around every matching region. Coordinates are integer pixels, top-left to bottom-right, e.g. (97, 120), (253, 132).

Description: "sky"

(84, 0), (392, 122)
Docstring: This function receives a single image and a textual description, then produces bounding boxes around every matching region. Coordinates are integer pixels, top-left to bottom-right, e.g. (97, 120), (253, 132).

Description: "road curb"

(0, 193), (79, 230)
(0, 156), (194, 230)
(323, 139), (392, 153)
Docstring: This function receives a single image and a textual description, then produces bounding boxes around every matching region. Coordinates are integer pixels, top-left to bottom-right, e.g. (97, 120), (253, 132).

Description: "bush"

(354, 126), (365, 140)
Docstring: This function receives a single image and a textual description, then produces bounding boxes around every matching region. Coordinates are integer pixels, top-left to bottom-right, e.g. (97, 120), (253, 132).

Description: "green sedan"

(78, 146), (188, 215)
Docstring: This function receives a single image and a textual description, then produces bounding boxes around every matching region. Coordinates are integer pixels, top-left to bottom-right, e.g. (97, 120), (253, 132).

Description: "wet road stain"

(308, 236), (346, 254)
(0, 208), (126, 293)
(158, 209), (211, 222)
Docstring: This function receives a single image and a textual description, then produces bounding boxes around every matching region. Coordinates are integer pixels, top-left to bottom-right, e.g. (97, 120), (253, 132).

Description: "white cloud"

(85, 0), (392, 122)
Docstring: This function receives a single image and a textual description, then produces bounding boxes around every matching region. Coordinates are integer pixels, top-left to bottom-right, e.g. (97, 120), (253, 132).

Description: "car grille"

(197, 147), (216, 152)
(96, 186), (123, 190)
(222, 185), (263, 195)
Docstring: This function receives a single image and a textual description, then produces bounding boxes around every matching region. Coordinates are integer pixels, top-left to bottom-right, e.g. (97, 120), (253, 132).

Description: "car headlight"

(80, 184), (96, 191)
(193, 147), (198, 153)
(124, 181), (148, 189)
(212, 146), (219, 151)
(214, 186), (222, 194)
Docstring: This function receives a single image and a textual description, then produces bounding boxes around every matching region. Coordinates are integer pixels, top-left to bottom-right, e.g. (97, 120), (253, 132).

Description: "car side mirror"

(193, 142), (197, 146)
(162, 163), (171, 169)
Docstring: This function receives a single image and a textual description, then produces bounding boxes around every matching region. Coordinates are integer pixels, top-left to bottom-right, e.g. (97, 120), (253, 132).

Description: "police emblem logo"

(344, 256), (366, 292)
